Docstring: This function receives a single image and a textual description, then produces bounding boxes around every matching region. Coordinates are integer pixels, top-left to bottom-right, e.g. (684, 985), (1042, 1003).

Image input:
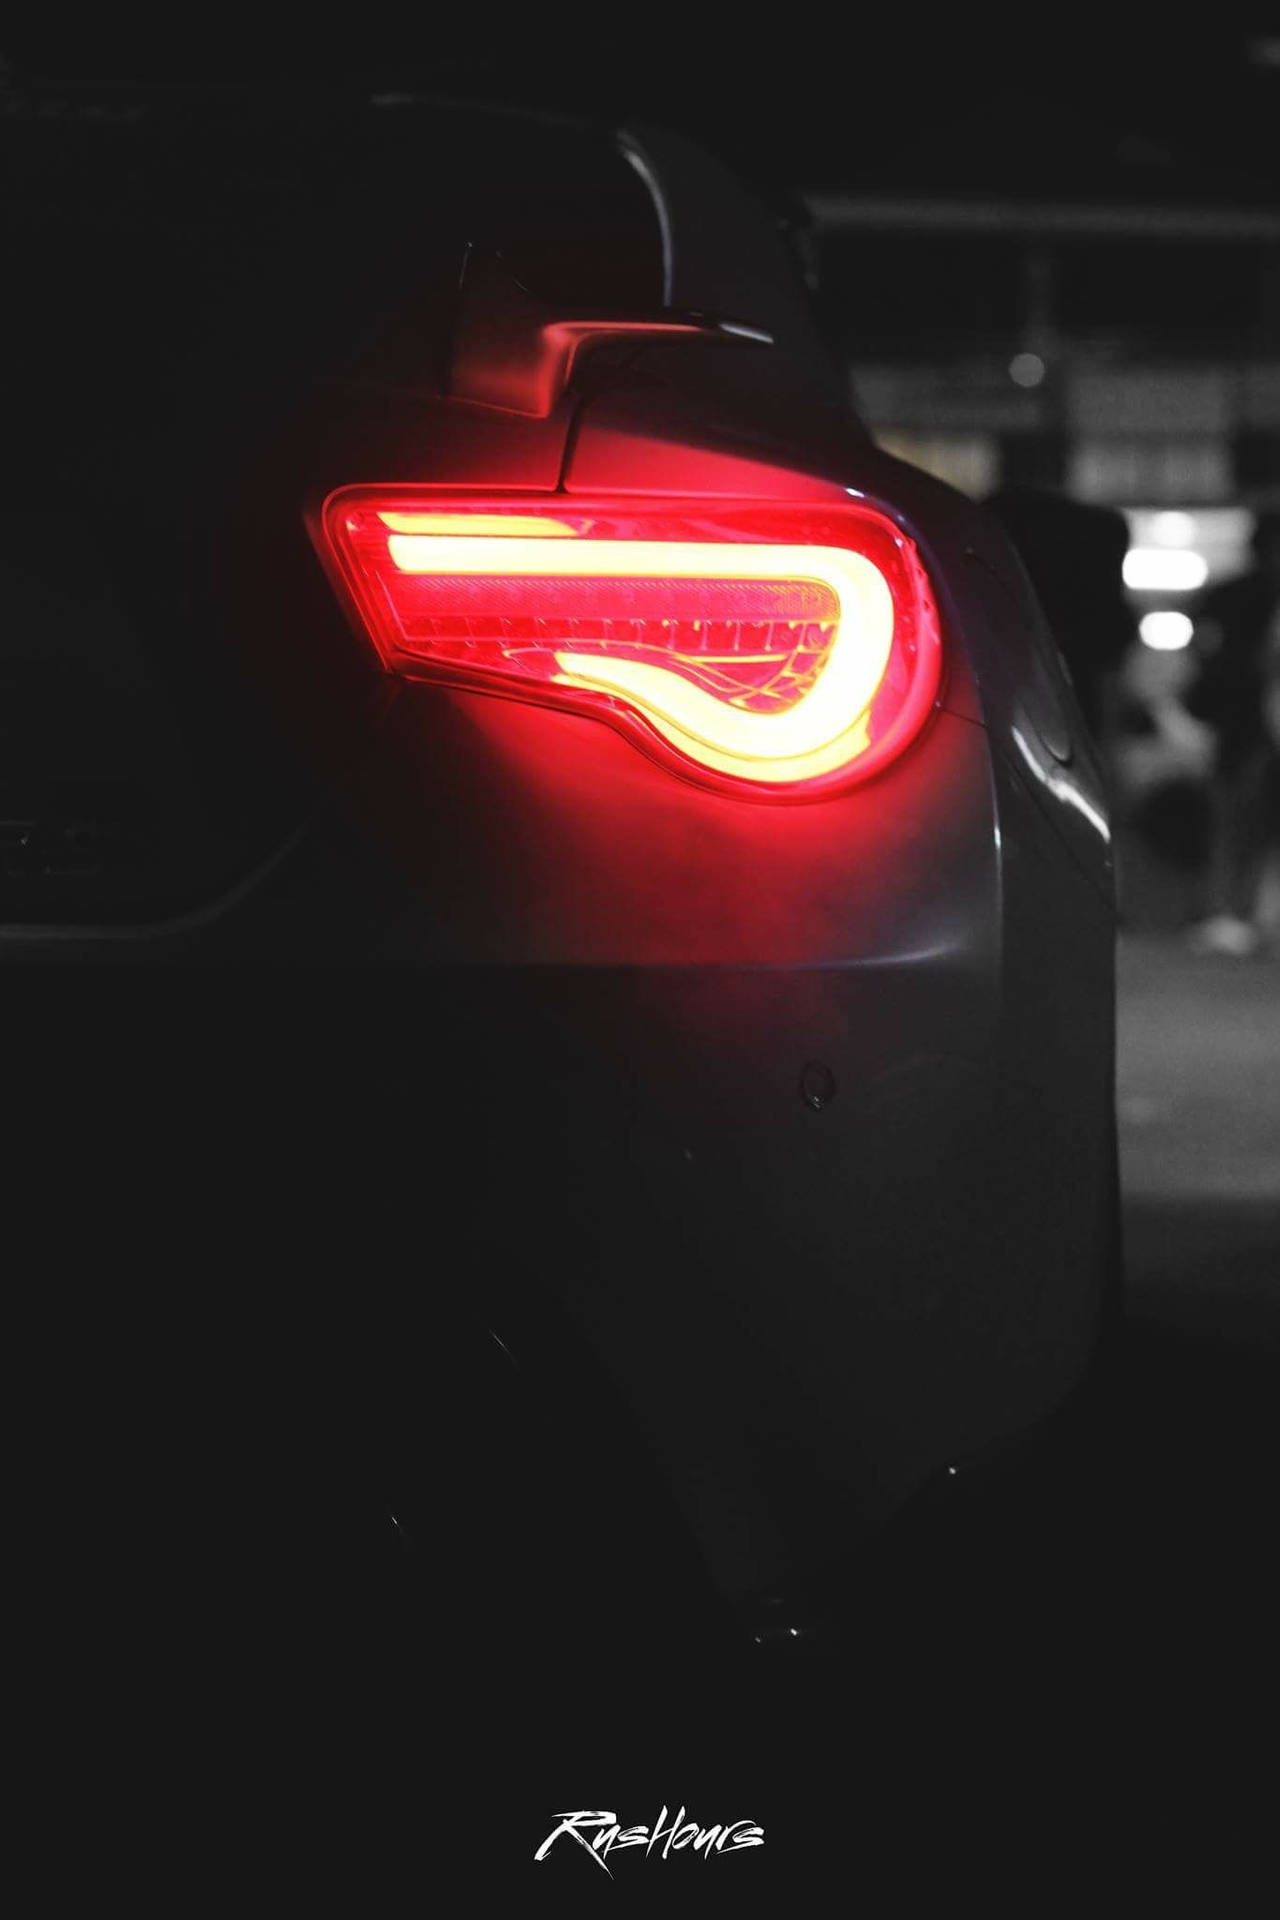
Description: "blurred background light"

(1151, 510), (1197, 547)
(1125, 507), (1250, 585)
(872, 430), (999, 498)
(1123, 547), (1209, 590)
(1139, 610), (1195, 650)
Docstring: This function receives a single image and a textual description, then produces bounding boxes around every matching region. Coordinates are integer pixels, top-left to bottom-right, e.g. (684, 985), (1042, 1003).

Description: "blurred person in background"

(985, 487), (1134, 743)
(1183, 508), (1280, 957)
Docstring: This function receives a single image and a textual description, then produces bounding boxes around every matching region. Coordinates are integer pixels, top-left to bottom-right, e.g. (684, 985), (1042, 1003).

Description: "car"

(4, 80), (1118, 1667)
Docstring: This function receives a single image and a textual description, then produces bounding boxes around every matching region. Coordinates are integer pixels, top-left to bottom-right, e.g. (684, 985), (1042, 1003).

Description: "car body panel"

(4, 91), (1117, 1638)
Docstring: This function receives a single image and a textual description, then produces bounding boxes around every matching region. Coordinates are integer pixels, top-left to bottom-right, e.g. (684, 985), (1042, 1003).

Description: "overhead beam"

(803, 193), (1280, 244)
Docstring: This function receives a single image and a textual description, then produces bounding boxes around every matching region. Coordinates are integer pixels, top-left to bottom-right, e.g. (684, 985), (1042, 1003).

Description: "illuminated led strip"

(379, 512), (576, 538)
(384, 533), (895, 784)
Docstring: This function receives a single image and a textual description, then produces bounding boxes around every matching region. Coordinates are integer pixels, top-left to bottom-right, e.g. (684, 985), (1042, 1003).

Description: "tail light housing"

(317, 492), (942, 798)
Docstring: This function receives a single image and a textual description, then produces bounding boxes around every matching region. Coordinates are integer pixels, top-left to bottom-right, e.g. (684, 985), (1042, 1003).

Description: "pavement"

(1119, 932), (1280, 1335)
(1106, 932), (1277, 1714)
(1119, 933), (1280, 1208)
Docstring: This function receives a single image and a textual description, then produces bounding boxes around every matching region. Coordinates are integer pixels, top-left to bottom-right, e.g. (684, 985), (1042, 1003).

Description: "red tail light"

(318, 492), (942, 797)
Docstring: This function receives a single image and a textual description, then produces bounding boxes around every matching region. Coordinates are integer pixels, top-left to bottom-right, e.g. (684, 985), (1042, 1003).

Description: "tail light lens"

(318, 492), (942, 796)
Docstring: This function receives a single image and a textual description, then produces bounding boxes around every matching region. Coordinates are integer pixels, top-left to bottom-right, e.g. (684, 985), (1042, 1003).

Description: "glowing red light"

(318, 493), (942, 796)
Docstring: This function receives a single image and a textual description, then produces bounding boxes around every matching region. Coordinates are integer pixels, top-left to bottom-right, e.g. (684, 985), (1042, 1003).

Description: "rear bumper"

(4, 679), (1114, 1622)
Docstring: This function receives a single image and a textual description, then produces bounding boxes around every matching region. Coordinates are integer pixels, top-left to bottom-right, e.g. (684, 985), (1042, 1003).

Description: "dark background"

(11, 27), (1277, 187)
(6, 24), (1276, 1896)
